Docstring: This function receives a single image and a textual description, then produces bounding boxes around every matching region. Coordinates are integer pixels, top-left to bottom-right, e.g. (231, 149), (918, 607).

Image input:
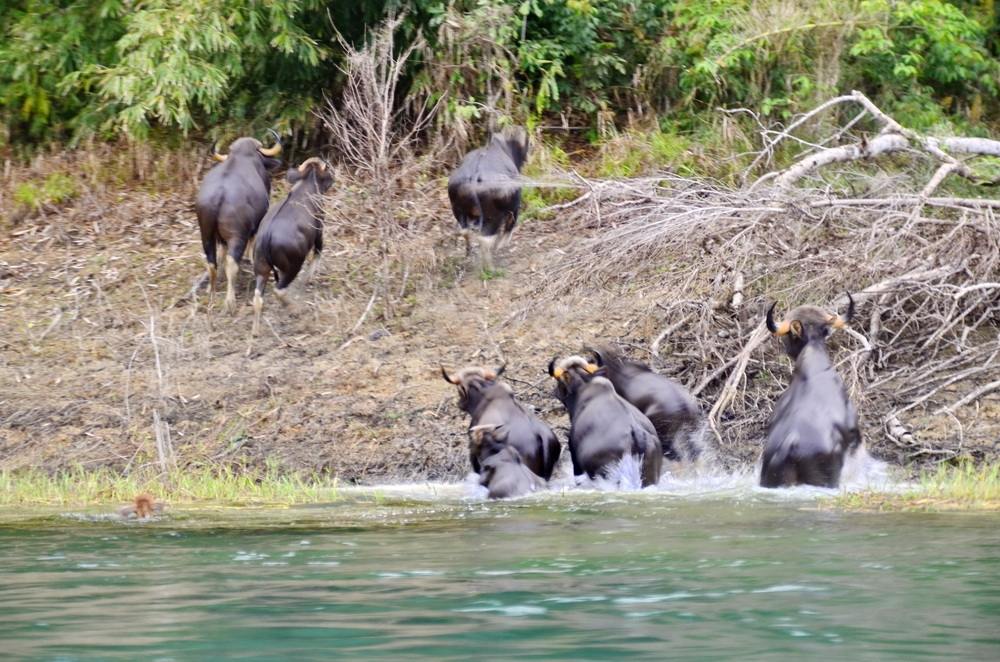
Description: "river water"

(1, 479), (998, 661)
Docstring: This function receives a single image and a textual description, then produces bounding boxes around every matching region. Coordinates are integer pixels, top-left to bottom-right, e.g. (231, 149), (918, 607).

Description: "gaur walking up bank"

(549, 356), (662, 488)
(760, 294), (862, 488)
(195, 131), (282, 312)
(252, 158), (333, 336)
(447, 126), (529, 270)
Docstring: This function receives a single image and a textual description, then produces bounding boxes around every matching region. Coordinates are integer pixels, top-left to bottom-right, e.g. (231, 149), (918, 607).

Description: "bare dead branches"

(752, 90), (1000, 191)
(538, 92), (1000, 466)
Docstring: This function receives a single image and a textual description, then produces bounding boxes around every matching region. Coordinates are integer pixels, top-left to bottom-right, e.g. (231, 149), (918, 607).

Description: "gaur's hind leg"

(224, 240), (249, 314)
(201, 237), (219, 302)
(477, 234), (499, 272)
(304, 233), (323, 285)
(275, 257), (305, 305)
(252, 275), (267, 336)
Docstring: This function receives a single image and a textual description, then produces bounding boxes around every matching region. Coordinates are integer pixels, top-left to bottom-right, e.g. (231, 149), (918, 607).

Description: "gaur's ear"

(287, 167), (303, 184)
(261, 156), (282, 171)
(790, 320), (803, 337)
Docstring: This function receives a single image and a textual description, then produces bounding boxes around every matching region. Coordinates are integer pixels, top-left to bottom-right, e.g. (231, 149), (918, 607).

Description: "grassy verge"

(0, 466), (340, 507)
(834, 463), (1000, 512)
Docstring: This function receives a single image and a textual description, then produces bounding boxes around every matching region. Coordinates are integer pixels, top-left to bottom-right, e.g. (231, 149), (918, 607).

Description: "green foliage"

(13, 172), (79, 210)
(1, 0), (998, 145)
(0, 464), (341, 506)
(833, 461), (1000, 511)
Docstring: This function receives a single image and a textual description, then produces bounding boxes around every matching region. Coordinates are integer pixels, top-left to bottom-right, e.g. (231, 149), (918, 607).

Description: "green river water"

(1, 483), (998, 661)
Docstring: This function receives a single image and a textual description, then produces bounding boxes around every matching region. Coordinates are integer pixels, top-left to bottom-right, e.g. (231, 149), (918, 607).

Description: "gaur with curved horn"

(760, 293), (862, 488)
(586, 345), (705, 463)
(251, 157), (333, 336)
(442, 365), (560, 480)
(447, 125), (529, 271)
(550, 355), (662, 487)
(196, 132), (284, 313)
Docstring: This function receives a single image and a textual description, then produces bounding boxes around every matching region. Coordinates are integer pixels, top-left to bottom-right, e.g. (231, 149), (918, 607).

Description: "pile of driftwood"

(542, 92), (999, 466)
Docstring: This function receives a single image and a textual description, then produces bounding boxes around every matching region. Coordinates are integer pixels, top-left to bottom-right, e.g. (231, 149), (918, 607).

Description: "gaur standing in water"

(549, 356), (662, 488)
(588, 345), (705, 463)
(760, 294), (862, 488)
(195, 131), (282, 312)
(474, 430), (546, 500)
(447, 126), (529, 270)
(442, 365), (561, 480)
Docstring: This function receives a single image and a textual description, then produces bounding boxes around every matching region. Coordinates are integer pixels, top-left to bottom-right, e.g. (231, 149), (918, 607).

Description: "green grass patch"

(833, 462), (1000, 512)
(13, 172), (79, 210)
(478, 267), (506, 281)
(0, 465), (341, 507)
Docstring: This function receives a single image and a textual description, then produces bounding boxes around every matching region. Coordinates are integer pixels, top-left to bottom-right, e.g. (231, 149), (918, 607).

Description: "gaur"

(549, 356), (662, 487)
(442, 365), (561, 480)
(476, 440), (546, 500)
(447, 126), (529, 270)
(195, 131), (282, 312)
(589, 345), (705, 463)
(760, 294), (861, 488)
(252, 158), (333, 336)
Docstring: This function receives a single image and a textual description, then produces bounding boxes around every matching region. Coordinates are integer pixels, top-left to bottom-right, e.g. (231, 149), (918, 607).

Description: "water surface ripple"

(1, 486), (998, 660)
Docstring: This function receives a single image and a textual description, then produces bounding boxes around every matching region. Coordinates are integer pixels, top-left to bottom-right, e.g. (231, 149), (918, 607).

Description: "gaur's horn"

(494, 363), (507, 378)
(766, 302), (791, 336)
(441, 366), (459, 384)
(829, 292), (855, 329)
(584, 363), (599, 374)
(547, 357), (562, 379)
(297, 157), (324, 173)
(258, 130), (282, 157)
(586, 347), (604, 367)
(210, 140), (227, 162)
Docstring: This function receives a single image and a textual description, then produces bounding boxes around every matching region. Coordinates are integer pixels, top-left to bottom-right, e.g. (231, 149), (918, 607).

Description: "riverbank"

(831, 463), (1000, 512)
(1, 136), (997, 485)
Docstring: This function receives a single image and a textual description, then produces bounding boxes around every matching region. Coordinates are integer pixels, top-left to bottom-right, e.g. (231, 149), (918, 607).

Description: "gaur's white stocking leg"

(224, 254), (239, 313)
(303, 252), (321, 285)
(477, 235), (498, 272)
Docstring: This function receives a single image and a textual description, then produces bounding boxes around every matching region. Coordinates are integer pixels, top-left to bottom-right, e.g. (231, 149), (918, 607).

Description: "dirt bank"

(1, 152), (997, 482)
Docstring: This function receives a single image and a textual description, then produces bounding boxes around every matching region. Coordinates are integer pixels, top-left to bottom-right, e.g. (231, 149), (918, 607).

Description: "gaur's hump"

(588, 376), (615, 391)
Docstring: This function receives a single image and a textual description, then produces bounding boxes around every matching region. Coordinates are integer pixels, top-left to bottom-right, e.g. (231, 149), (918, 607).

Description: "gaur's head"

(494, 125), (529, 171)
(766, 293), (855, 360)
(548, 355), (599, 407)
(441, 365), (508, 414)
(288, 157), (334, 193)
(210, 129), (283, 170)
(470, 423), (510, 464)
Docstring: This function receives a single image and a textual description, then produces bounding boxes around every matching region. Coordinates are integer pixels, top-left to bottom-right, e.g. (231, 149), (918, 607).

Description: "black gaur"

(251, 158), (333, 336)
(195, 131), (282, 312)
(476, 440), (546, 500)
(760, 294), (862, 488)
(549, 356), (662, 487)
(447, 126), (529, 270)
(442, 365), (561, 480)
(588, 345), (705, 463)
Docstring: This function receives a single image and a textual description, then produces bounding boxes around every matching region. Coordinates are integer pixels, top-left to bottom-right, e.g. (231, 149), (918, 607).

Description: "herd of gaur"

(196, 127), (864, 500)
